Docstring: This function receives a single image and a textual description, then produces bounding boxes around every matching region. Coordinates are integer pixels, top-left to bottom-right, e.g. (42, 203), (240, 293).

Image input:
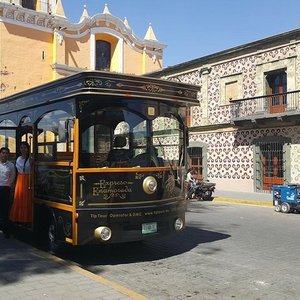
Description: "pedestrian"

(0, 147), (16, 238)
(186, 169), (194, 183)
(186, 169), (196, 200)
(10, 141), (32, 225)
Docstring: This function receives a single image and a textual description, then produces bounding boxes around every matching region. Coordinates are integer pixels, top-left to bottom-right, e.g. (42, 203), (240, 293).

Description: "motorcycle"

(187, 179), (216, 201)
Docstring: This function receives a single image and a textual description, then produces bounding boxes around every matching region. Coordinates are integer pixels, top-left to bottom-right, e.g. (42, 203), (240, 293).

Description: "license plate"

(274, 200), (279, 205)
(142, 222), (157, 234)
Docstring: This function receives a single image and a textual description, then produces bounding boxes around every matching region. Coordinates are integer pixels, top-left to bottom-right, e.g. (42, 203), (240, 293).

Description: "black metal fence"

(230, 90), (300, 119)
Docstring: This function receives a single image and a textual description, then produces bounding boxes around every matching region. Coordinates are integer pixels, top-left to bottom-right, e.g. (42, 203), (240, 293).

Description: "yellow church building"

(0, 0), (165, 98)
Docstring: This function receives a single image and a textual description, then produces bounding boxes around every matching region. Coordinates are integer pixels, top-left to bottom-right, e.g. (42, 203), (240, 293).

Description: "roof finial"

(80, 5), (90, 22)
(144, 23), (158, 41)
(53, 0), (66, 19)
(124, 17), (131, 29)
(103, 3), (111, 14)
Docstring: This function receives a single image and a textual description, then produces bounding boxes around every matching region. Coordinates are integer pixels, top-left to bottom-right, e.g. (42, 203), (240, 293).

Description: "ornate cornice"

(0, 3), (54, 31)
(0, 2), (166, 56)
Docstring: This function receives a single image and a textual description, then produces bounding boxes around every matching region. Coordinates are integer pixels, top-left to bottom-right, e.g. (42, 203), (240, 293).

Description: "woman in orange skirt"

(10, 141), (32, 224)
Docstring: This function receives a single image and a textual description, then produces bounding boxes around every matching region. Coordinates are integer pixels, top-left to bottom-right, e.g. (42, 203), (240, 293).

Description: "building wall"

(291, 143), (300, 183)
(64, 35), (91, 70)
(190, 126), (300, 192)
(123, 42), (143, 75)
(0, 22), (53, 97)
(162, 34), (300, 193)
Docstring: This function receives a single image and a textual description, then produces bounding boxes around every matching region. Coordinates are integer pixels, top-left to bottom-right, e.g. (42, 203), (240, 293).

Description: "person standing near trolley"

(0, 147), (16, 238)
(186, 169), (197, 200)
(10, 141), (32, 225)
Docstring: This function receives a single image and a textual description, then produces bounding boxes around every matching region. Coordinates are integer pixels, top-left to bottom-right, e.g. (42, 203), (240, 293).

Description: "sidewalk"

(213, 189), (273, 207)
(0, 234), (147, 300)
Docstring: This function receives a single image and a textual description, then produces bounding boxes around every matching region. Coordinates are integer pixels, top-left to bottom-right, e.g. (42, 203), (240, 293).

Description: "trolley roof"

(0, 71), (199, 116)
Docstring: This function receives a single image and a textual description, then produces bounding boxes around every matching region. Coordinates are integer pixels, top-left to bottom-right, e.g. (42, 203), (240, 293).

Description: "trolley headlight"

(94, 226), (112, 241)
(174, 218), (184, 231)
(143, 176), (157, 194)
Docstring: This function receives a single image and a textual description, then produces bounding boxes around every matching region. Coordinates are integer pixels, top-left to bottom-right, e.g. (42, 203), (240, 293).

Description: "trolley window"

(79, 107), (183, 168)
(37, 110), (74, 161)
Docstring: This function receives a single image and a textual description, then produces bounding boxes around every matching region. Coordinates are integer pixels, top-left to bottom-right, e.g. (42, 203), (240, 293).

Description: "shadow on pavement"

(0, 201), (230, 283)
(0, 225), (229, 285)
(57, 226), (230, 268)
(0, 233), (67, 285)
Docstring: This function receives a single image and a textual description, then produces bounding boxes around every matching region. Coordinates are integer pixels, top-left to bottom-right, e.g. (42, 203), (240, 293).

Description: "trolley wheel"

(281, 202), (290, 213)
(46, 218), (62, 254)
(274, 205), (282, 212)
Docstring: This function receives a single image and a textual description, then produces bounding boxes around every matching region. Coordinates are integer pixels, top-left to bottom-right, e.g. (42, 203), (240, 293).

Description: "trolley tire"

(46, 218), (63, 254)
(274, 205), (282, 212)
(281, 202), (290, 213)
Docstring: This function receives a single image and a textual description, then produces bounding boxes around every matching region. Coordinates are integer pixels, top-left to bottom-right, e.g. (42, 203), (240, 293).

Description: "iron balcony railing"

(230, 89), (300, 120)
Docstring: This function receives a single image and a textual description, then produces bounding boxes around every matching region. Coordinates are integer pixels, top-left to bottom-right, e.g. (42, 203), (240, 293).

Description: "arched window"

(37, 110), (74, 161)
(0, 119), (16, 151)
(95, 40), (111, 71)
(19, 116), (33, 153)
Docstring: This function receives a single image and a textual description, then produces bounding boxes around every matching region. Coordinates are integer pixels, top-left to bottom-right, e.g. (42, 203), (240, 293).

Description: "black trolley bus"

(0, 71), (198, 251)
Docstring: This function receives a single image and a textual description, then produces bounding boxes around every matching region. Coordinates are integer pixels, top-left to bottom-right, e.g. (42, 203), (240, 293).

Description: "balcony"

(230, 90), (300, 127)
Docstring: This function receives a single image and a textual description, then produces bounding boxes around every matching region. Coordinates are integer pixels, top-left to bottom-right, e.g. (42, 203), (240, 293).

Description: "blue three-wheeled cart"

(273, 185), (300, 213)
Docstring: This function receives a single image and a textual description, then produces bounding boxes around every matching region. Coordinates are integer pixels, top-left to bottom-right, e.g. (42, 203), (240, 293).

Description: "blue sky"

(61, 0), (300, 68)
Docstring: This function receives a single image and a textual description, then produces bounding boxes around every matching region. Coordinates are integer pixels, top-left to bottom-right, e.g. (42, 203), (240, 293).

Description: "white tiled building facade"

(152, 30), (300, 193)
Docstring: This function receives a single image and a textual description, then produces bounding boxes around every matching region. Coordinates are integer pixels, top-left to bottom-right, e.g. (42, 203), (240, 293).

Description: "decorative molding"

(0, 6), (53, 32)
(0, 3), (165, 57)
(200, 67), (211, 75)
(51, 63), (86, 76)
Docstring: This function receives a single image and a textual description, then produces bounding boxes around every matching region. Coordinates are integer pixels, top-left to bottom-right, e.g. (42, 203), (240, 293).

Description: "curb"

(213, 197), (273, 207)
(2, 238), (148, 300)
(36, 248), (148, 300)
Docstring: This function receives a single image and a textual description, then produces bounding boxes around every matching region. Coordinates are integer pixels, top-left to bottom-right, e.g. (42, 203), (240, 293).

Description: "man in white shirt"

(0, 147), (16, 238)
(186, 169), (194, 183)
(186, 169), (197, 200)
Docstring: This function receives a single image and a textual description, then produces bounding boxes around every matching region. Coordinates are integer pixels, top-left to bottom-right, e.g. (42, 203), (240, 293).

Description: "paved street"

(60, 201), (300, 299)
(1, 201), (300, 299)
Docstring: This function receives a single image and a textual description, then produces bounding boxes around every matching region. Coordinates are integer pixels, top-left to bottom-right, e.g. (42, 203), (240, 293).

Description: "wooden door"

(267, 72), (287, 114)
(261, 143), (284, 191)
(188, 147), (203, 180)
